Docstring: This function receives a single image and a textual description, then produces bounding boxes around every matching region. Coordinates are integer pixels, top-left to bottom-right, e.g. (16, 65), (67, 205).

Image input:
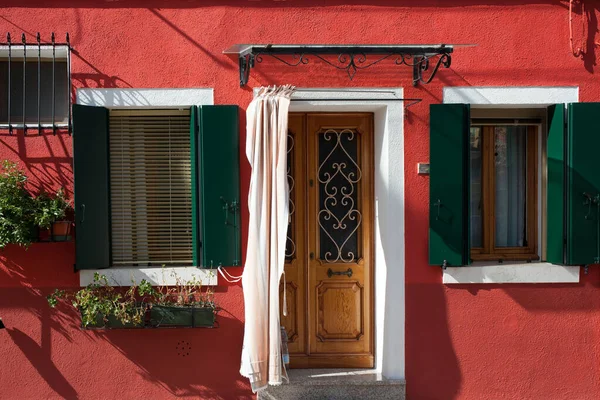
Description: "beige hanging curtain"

(240, 85), (295, 393)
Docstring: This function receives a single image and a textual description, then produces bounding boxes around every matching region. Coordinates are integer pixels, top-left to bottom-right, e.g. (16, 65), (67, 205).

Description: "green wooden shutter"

(546, 104), (566, 264)
(73, 104), (111, 270)
(566, 103), (600, 265)
(198, 105), (240, 268)
(429, 104), (470, 267)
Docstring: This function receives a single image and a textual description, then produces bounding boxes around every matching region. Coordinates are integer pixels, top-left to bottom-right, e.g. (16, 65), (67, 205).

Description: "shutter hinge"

(441, 260), (448, 270)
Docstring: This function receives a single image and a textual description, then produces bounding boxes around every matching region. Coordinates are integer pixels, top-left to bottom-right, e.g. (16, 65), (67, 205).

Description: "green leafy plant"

(47, 273), (150, 328)
(34, 188), (71, 229)
(0, 161), (36, 248)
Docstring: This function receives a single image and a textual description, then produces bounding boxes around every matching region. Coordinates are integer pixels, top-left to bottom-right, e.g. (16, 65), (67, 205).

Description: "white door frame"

(286, 88), (406, 379)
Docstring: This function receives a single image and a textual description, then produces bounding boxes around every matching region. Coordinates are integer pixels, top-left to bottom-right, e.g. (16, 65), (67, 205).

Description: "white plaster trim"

(80, 267), (217, 287)
(76, 88), (215, 287)
(76, 88), (214, 108)
(0, 45), (69, 59)
(443, 263), (580, 284)
(443, 86), (578, 107)
(443, 86), (580, 285)
(281, 88), (405, 380)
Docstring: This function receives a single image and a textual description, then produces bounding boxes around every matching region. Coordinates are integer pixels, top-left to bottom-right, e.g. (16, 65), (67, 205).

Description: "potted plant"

(34, 188), (72, 242)
(0, 161), (37, 248)
(147, 275), (217, 328)
(47, 273), (151, 329)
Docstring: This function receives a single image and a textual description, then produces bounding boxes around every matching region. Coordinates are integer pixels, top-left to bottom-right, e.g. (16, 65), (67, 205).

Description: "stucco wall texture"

(0, 1), (599, 399)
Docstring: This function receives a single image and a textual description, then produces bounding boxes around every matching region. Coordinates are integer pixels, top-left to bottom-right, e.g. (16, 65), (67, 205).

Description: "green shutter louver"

(198, 105), (241, 268)
(73, 104), (111, 270)
(429, 104), (471, 267)
(566, 103), (600, 265)
(546, 104), (566, 264)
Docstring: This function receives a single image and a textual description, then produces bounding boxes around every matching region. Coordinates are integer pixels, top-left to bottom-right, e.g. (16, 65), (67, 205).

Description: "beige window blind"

(109, 109), (193, 266)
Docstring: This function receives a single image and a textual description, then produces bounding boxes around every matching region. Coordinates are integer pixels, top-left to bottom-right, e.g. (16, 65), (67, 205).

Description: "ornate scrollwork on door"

(318, 128), (362, 263)
(285, 130), (296, 261)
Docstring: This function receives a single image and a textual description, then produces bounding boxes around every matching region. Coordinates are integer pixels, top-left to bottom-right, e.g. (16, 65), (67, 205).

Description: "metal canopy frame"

(224, 44), (462, 87)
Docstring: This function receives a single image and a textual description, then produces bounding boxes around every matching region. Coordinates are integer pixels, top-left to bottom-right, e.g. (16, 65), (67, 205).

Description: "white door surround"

(286, 88), (406, 380)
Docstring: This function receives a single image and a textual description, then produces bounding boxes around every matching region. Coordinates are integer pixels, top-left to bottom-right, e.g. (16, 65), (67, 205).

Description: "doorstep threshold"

(284, 368), (405, 386)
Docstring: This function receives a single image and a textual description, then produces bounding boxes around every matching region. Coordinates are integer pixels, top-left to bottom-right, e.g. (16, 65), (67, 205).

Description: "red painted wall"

(0, 1), (599, 399)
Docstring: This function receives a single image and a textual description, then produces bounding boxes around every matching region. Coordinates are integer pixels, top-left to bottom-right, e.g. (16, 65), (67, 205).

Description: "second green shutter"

(429, 104), (471, 267)
(566, 103), (600, 265)
(198, 105), (241, 268)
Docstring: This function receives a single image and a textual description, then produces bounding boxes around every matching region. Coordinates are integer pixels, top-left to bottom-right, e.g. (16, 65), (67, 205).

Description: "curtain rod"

(290, 97), (422, 109)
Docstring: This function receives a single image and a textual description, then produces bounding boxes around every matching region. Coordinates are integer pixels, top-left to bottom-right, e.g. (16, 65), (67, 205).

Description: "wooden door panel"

(281, 113), (307, 355)
(282, 112), (374, 368)
(280, 281), (299, 343)
(306, 113), (374, 367)
(316, 280), (364, 342)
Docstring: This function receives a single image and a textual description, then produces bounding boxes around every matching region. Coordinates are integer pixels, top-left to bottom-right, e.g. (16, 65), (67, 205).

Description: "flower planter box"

(150, 305), (215, 328)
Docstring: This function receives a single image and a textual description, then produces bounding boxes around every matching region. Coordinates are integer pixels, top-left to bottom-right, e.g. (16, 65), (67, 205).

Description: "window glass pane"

(318, 128), (361, 263)
(494, 126), (527, 247)
(470, 127), (483, 248)
(0, 60), (69, 124)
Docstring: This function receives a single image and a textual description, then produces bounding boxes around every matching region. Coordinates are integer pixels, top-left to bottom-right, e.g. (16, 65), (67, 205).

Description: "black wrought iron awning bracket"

(2, 32), (72, 136)
(235, 45), (454, 87)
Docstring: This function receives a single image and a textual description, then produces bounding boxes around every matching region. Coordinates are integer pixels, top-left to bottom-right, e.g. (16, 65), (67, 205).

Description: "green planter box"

(150, 305), (215, 328)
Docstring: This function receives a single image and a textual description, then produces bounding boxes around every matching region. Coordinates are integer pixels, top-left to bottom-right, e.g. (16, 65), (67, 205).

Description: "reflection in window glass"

(470, 127), (482, 248)
(494, 126), (527, 247)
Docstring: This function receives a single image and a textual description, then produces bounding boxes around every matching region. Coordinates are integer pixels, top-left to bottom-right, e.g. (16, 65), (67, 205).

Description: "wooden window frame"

(470, 125), (539, 262)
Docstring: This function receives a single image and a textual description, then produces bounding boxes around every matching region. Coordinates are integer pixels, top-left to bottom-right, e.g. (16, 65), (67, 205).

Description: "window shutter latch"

(434, 199), (442, 220)
(581, 192), (600, 272)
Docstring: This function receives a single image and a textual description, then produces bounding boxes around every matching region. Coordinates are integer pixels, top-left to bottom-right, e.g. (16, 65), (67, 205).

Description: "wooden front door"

(281, 112), (374, 369)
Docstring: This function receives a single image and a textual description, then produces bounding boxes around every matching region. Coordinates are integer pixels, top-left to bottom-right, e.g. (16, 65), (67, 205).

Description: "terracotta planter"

(51, 221), (72, 242)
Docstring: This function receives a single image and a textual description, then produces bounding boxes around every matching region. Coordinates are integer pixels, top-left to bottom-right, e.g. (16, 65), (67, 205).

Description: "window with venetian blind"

(72, 104), (241, 271)
(109, 109), (193, 266)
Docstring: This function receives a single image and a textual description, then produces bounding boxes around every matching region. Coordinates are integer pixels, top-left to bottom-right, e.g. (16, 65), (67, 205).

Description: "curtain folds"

(240, 85), (295, 393)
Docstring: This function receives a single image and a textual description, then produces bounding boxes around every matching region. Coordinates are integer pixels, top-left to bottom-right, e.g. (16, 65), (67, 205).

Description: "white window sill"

(443, 262), (580, 284)
(79, 267), (217, 287)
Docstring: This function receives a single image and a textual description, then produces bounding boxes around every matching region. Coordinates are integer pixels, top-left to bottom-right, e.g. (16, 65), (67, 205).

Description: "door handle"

(327, 268), (353, 278)
(80, 204), (85, 224)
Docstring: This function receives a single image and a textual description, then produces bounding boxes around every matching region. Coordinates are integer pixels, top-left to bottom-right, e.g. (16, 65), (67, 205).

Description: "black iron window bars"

(2, 32), (72, 135)
(224, 44), (473, 87)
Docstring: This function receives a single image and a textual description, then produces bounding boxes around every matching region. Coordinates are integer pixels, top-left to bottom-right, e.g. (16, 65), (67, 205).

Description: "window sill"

(443, 262), (580, 284)
(79, 267), (217, 287)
